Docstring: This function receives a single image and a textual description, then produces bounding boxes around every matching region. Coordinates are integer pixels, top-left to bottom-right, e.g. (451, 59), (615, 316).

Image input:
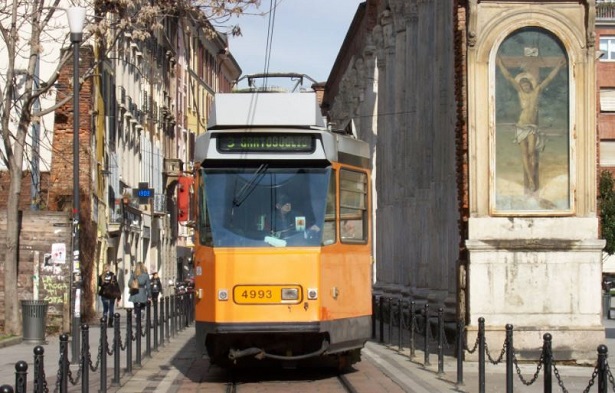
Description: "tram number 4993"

(233, 285), (302, 304)
(241, 289), (272, 299)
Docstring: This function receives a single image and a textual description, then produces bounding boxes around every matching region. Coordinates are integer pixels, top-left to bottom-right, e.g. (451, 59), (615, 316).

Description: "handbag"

(129, 276), (140, 295)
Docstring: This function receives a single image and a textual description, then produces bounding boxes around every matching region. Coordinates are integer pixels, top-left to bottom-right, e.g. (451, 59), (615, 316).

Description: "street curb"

(0, 336), (22, 349)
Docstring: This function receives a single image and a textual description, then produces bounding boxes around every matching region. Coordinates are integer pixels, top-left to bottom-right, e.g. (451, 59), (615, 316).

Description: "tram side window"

(322, 170), (337, 246)
(340, 169), (368, 243)
(197, 170), (213, 246)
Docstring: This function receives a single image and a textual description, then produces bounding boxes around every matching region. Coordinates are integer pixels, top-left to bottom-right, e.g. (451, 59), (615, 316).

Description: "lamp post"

(66, 6), (86, 363)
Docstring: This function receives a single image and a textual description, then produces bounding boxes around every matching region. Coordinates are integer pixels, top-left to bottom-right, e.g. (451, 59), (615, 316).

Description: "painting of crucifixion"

(494, 26), (570, 213)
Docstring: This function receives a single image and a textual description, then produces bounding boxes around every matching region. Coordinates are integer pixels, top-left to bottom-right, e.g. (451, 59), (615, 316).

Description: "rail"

(372, 295), (613, 393)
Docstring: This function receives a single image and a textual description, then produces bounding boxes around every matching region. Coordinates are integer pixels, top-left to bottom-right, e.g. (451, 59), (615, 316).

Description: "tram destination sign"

(217, 134), (315, 153)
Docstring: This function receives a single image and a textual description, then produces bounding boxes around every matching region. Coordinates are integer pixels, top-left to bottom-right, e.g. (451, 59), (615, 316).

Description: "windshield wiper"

(232, 164), (268, 207)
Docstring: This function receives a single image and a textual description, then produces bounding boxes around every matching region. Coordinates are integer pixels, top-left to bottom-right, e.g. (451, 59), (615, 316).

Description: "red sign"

(178, 176), (193, 222)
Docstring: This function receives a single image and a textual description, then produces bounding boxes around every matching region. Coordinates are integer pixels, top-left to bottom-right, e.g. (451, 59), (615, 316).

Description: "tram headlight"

(218, 289), (229, 301)
(307, 288), (318, 300)
(281, 288), (299, 300)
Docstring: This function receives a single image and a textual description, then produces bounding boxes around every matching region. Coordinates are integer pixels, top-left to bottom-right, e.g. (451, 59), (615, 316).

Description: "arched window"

(494, 27), (570, 213)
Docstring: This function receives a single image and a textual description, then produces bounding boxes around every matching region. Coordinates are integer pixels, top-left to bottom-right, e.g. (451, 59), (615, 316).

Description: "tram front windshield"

(202, 166), (330, 247)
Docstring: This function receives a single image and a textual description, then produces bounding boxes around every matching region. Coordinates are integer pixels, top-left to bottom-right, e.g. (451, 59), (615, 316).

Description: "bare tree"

(0, 0), (259, 335)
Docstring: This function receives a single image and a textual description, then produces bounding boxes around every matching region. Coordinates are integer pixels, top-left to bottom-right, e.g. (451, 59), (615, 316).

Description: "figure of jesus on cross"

(496, 52), (567, 194)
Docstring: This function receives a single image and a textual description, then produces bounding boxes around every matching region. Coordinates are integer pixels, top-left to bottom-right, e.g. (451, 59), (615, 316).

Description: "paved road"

(2, 314), (615, 392)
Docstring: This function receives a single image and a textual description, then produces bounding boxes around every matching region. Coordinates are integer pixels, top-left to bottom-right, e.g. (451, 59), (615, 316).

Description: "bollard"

(14, 361), (27, 393)
(597, 345), (608, 393)
(379, 296), (384, 344)
(135, 303), (142, 367)
(478, 317), (485, 393)
(172, 295), (177, 337)
(126, 308), (133, 374)
(456, 319), (464, 386)
(100, 317), (107, 393)
(437, 308), (444, 375)
(423, 303), (430, 367)
(165, 296), (170, 342)
(543, 333), (553, 393)
(410, 301), (416, 359)
(371, 295), (376, 340)
(170, 295), (175, 338)
(146, 301), (151, 358)
(185, 293), (190, 328)
(33, 346), (45, 393)
(81, 324), (89, 393)
(112, 313), (121, 386)
(160, 297), (166, 346)
(398, 299), (403, 352)
(173, 295), (181, 337)
(505, 324), (513, 393)
(153, 298), (159, 351)
(60, 334), (69, 393)
(178, 294), (183, 330)
(0, 385), (14, 393)
(387, 297), (393, 345)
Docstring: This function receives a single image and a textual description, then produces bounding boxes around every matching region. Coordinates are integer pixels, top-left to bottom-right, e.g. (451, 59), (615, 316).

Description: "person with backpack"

(128, 262), (151, 320)
(98, 263), (121, 327)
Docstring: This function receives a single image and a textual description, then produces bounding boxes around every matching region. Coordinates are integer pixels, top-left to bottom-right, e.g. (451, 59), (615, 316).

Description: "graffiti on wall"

(41, 242), (69, 304)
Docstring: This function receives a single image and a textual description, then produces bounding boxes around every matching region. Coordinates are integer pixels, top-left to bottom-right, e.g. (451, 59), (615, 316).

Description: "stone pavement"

(2, 315), (615, 392)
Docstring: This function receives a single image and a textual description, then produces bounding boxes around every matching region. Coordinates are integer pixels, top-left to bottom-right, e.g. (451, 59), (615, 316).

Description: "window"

(600, 37), (615, 61)
(197, 170), (213, 246)
(322, 170), (337, 246)
(340, 169), (368, 243)
(601, 89), (615, 112)
(201, 167), (330, 247)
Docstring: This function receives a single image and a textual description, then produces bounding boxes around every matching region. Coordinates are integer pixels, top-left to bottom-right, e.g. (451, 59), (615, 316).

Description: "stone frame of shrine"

(465, 1), (605, 362)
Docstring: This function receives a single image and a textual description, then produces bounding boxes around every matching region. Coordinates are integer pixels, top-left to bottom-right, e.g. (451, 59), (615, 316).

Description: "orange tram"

(192, 85), (373, 368)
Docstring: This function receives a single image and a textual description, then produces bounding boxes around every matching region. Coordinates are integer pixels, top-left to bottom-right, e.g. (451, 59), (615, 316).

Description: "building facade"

(46, 4), (240, 317)
(597, 0), (615, 273)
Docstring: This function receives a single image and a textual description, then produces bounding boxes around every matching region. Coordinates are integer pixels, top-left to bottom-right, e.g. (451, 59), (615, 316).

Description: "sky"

(226, 0), (364, 90)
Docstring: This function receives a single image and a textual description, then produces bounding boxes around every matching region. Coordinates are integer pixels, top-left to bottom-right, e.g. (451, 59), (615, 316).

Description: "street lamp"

(66, 6), (86, 363)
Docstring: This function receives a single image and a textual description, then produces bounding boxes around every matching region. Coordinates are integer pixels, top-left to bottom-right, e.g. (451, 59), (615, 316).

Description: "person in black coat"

(98, 263), (121, 327)
(150, 272), (162, 302)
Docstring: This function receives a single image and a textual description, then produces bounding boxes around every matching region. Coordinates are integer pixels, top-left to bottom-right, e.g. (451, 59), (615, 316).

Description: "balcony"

(153, 194), (167, 213)
(598, 2), (615, 20)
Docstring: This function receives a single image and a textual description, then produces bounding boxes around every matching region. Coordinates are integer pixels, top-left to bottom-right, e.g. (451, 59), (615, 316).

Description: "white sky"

(226, 0), (363, 90)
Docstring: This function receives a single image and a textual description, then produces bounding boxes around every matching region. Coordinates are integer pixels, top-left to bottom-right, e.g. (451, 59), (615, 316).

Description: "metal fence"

(372, 295), (614, 393)
(0, 292), (194, 393)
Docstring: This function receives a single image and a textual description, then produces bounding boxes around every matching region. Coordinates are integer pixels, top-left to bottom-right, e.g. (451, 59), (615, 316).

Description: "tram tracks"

(222, 373), (359, 392)
(225, 381), (237, 393)
(337, 373), (360, 393)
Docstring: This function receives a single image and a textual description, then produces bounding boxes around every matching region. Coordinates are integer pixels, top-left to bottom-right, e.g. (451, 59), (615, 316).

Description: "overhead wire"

(261, 0), (279, 90)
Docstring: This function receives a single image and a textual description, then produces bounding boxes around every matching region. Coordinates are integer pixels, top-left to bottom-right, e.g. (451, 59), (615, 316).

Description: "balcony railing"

(598, 2), (615, 20)
(109, 193), (168, 224)
(153, 194), (166, 213)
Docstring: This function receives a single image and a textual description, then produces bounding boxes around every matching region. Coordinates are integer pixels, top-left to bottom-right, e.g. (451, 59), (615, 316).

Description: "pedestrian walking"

(129, 262), (151, 319)
(151, 271), (162, 301)
(98, 263), (121, 327)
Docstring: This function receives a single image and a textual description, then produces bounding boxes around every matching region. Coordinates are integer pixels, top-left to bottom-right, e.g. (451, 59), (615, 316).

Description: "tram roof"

(207, 92), (326, 129)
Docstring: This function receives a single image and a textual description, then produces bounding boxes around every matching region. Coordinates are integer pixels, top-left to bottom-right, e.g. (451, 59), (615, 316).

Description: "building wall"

(326, 0), (460, 313)
(0, 212), (72, 334)
(598, 6), (615, 272)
